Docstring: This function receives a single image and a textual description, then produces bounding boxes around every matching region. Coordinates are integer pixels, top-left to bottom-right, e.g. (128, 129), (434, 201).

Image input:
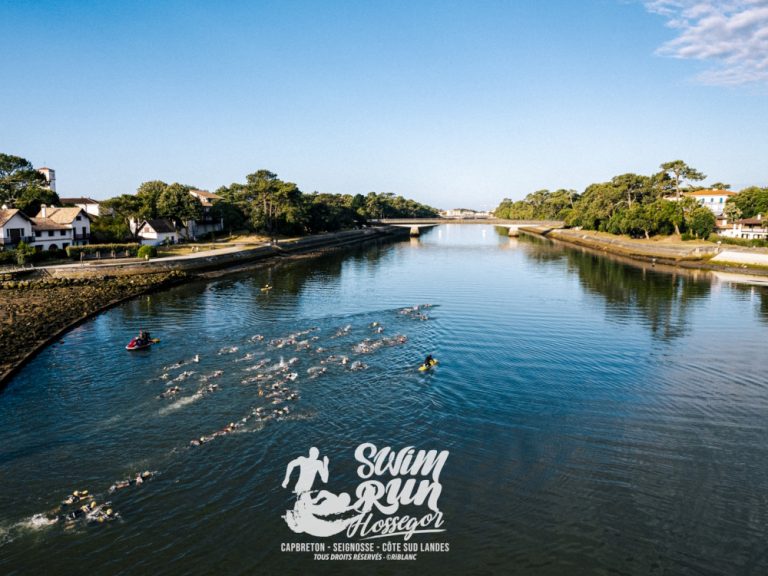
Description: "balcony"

(1, 235), (36, 246)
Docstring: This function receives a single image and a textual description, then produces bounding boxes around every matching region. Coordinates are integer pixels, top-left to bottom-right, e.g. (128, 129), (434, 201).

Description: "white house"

(719, 214), (768, 240)
(682, 190), (739, 216)
(187, 189), (224, 238)
(59, 197), (104, 217)
(0, 207), (35, 250)
(31, 205), (91, 251)
(137, 218), (179, 246)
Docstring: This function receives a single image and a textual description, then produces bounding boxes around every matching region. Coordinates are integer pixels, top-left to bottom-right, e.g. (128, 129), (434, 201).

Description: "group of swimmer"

(159, 307), (436, 452)
(18, 306), (441, 537)
(31, 471), (155, 529)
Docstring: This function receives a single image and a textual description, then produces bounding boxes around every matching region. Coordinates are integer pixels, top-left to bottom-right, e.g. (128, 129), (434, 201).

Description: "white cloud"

(645, 1), (768, 86)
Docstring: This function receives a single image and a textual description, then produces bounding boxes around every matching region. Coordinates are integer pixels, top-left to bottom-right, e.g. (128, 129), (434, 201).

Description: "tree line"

(1, 154), (439, 243)
(493, 160), (768, 239)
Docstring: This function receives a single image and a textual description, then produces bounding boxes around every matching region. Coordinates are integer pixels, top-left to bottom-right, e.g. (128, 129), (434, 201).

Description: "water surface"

(1, 225), (767, 575)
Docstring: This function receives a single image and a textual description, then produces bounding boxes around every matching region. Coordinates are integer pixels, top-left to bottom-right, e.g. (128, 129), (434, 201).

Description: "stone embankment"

(0, 272), (187, 387)
(519, 225), (768, 277)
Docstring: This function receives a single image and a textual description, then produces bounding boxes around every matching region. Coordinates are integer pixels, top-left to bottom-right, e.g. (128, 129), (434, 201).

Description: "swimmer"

(159, 385), (182, 398)
(109, 480), (130, 493)
(62, 490), (91, 506)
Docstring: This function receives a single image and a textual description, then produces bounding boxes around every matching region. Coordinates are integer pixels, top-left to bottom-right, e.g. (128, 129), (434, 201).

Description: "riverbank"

(519, 226), (768, 280)
(0, 226), (409, 389)
(0, 272), (188, 388)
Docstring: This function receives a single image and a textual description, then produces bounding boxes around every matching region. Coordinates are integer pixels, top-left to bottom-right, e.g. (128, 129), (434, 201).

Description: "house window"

(48, 230), (54, 237)
(60, 230), (67, 236)
(719, 198), (723, 203)
(35, 230), (41, 237)
(76, 215), (82, 221)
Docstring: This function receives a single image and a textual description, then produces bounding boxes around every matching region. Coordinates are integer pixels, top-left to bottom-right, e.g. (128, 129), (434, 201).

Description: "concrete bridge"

(372, 218), (564, 237)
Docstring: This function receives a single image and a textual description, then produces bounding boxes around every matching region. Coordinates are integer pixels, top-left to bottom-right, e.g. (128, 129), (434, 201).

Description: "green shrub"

(137, 245), (157, 259)
(15, 242), (36, 266)
(0, 251), (16, 265)
(30, 248), (65, 263)
(66, 243), (140, 259)
(710, 234), (768, 248)
(680, 232), (694, 241)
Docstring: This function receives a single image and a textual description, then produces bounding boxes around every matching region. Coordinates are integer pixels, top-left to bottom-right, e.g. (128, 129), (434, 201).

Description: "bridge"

(372, 218), (564, 237)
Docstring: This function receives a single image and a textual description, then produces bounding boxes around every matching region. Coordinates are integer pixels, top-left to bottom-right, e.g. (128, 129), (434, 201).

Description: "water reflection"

(517, 235), (712, 341)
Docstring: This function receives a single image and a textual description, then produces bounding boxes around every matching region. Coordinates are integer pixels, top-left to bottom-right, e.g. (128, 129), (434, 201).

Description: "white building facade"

(31, 205), (91, 251)
(719, 214), (768, 240)
(0, 208), (35, 249)
(683, 190), (739, 215)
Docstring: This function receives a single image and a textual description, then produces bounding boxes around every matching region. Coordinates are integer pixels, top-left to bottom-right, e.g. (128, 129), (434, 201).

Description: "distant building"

(59, 197), (104, 217)
(31, 205), (91, 251)
(441, 208), (489, 219)
(719, 214), (768, 240)
(37, 167), (56, 192)
(137, 218), (179, 246)
(186, 189), (224, 238)
(680, 189), (738, 215)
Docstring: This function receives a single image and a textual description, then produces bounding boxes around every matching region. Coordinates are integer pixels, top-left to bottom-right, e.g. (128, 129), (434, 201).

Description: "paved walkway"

(36, 244), (260, 271)
(710, 250), (768, 266)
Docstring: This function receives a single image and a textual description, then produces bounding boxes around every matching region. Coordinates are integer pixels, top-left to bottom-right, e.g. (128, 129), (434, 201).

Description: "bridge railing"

(372, 218), (564, 226)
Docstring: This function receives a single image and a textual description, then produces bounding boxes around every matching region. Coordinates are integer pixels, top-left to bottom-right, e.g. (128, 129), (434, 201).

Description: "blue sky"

(2, 0), (767, 209)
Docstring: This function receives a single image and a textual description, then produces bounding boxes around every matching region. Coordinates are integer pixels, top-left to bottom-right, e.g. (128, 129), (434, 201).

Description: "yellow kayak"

(418, 359), (438, 371)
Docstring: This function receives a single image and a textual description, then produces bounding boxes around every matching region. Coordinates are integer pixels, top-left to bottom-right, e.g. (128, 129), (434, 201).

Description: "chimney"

(758, 214), (762, 221)
(41, 204), (47, 218)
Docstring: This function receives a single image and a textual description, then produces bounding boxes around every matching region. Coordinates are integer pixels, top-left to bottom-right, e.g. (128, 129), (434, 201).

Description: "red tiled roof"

(739, 216), (766, 226)
(60, 197), (99, 204)
(190, 189), (222, 199)
(684, 189), (738, 197)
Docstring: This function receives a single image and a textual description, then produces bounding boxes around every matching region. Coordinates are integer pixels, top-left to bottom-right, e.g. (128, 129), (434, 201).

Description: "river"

(1, 224), (767, 575)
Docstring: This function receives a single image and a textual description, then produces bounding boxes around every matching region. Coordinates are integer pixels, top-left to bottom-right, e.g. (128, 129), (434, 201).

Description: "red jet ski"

(126, 337), (153, 351)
